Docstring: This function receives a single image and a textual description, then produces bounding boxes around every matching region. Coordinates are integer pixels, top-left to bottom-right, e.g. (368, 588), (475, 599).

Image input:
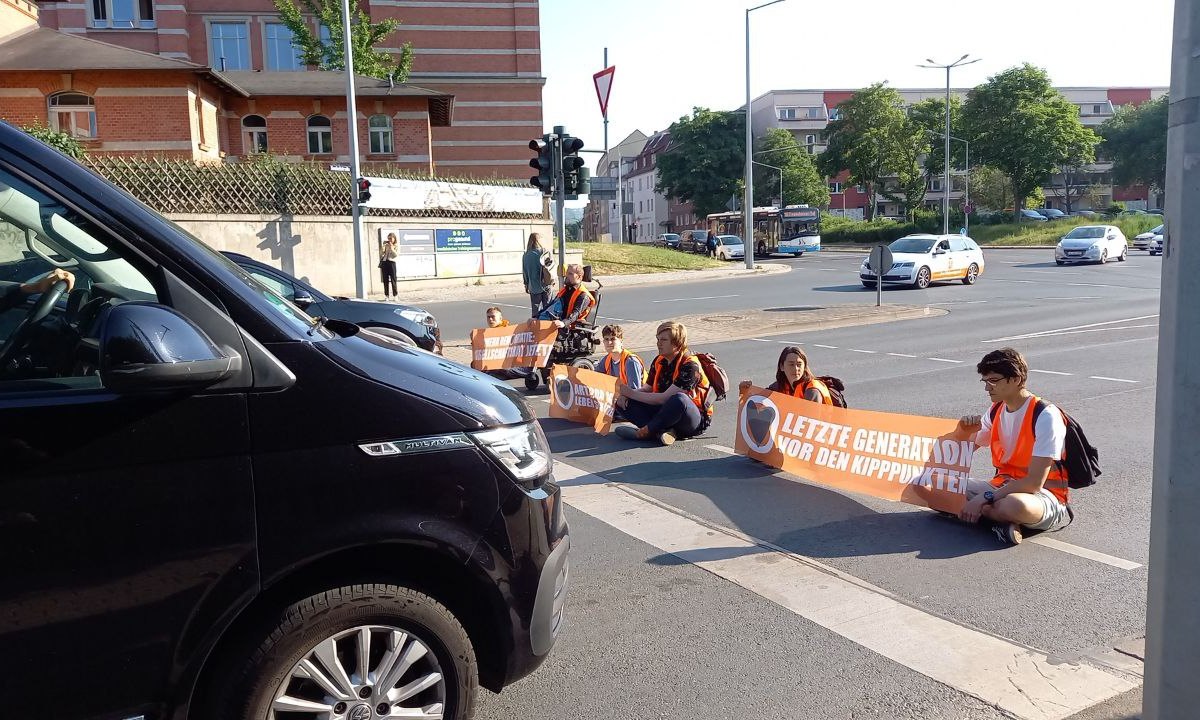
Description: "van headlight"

(471, 422), (551, 486)
(396, 308), (436, 328)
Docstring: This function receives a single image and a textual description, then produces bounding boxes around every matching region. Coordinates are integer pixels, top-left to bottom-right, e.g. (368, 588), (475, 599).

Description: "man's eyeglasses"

(980, 376), (1007, 388)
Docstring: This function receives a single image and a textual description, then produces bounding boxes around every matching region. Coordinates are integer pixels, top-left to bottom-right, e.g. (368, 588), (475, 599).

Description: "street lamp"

(752, 160), (784, 211)
(745, 0), (788, 269)
(918, 54), (979, 234)
(923, 128), (970, 231)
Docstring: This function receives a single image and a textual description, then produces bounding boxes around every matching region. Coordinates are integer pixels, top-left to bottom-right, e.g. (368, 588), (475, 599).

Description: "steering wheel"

(0, 279), (69, 370)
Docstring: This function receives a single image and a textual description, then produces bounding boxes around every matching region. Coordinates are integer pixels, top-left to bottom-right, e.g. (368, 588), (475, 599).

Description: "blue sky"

(539, 0), (1174, 160)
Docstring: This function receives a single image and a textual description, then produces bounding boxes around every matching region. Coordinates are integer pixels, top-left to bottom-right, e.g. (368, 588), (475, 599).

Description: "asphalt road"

(463, 248), (1161, 720)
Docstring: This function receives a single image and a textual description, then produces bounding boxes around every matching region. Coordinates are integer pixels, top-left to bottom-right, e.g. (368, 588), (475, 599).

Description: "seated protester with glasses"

(1, 268), (75, 311)
(473, 307), (530, 380)
(537, 263), (594, 330)
(956, 347), (1072, 546)
(614, 321), (711, 446)
(738, 345), (833, 404)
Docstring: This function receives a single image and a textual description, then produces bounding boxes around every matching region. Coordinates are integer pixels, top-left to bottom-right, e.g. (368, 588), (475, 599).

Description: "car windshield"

(1152, 224), (1164, 234)
(889, 237), (936, 254)
(1065, 226), (1106, 239)
(720, 236), (743, 245)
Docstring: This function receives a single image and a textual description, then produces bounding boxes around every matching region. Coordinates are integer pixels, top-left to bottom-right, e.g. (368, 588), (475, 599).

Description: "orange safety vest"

(555, 285), (595, 324)
(989, 395), (1069, 504)
(646, 351), (712, 417)
(780, 377), (833, 405)
(600, 349), (644, 386)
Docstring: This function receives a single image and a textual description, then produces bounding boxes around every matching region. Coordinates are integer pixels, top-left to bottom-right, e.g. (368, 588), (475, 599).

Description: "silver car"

(1132, 224), (1164, 251)
(1055, 225), (1128, 265)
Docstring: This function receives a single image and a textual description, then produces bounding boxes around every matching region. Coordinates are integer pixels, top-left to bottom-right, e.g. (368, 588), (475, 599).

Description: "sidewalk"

(440, 303), (945, 365)
(388, 262), (789, 304)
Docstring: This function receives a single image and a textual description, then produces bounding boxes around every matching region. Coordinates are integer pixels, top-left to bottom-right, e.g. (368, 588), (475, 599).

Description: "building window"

(210, 21), (250, 70)
(91, 0), (155, 29)
(307, 115), (332, 154)
(828, 108), (841, 121)
(805, 107), (821, 119)
(48, 92), (97, 139)
(805, 134), (817, 145)
(1093, 103), (1108, 115)
(778, 107), (797, 120)
(368, 114), (393, 154)
(265, 23), (304, 71)
(854, 185), (865, 193)
(242, 114), (268, 153)
(929, 178), (943, 192)
(829, 182), (842, 194)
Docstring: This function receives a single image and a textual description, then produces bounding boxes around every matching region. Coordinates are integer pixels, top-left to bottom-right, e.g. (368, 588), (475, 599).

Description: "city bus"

(706, 205), (822, 257)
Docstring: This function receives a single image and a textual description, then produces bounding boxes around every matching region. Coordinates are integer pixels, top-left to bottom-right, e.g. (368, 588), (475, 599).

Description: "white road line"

(1037, 297), (1101, 301)
(1027, 536), (1143, 570)
(1090, 376), (1139, 384)
(750, 338), (773, 342)
(1030, 369), (1073, 376)
(988, 324), (1159, 342)
(887, 352), (918, 358)
(985, 314), (1160, 343)
(705, 444), (737, 455)
(847, 348), (877, 354)
(468, 300), (528, 310)
(554, 462), (1138, 720)
(925, 300), (989, 306)
(598, 315), (636, 322)
(814, 344), (838, 349)
(651, 294), (740, 303)
(927, 357), (964, 364)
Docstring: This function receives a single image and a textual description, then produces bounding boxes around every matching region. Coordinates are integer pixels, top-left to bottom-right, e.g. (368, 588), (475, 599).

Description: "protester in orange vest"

(957, 347), (1072, 545)
(474, 307), (530, 379)
(484, 307), (510, 328)
(598, 325), (645, 390)
(542, 264), (594, 329)
(614, 321), (711, 446)
(738, 346), (832, 404)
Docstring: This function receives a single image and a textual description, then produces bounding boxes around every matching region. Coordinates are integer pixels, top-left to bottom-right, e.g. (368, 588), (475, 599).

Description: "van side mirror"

(100, 302), (241, 392)
(292, 288), (315, 309)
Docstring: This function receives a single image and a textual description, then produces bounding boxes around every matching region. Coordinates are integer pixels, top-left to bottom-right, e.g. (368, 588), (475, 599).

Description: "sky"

(538, 0), (1175, 187)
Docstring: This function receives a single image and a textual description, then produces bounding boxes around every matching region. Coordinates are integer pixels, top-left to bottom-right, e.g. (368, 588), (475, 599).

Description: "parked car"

(1055, 224), (1129, 264)
(1039, 208), (1068, 220)
(714, 234), (745, 261)
(1019, 209), (1049, 222)
(0, 120), (570, 720)
(656, 232), (680, 249)
(860, 234), (985, 289)
(1150, 234), (1164, 255)
(680, 229), (710, 253)
(1132, 224), (1165, 251)
(223, 251), (442, 353)
(1070, 210), (1099, 218)
(1147, 208), (1165, 216)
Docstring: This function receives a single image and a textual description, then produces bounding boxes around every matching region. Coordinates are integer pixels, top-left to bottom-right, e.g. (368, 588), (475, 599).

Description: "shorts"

(965, 478), (1071, 532)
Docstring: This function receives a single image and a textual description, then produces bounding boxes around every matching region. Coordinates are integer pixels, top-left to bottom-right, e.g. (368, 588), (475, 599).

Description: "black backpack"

(816, 376), (849, 408)
(989, 400), (1100, 489)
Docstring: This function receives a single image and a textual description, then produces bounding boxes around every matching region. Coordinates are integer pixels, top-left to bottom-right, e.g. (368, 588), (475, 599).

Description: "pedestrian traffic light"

(357, 177), (371, 204)
(560, 135), (587, 199)
(529, 136), (555, 195)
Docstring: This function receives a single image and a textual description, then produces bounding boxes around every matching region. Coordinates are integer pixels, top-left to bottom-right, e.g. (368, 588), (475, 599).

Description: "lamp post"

(919, 54), (979, 234)
(745, 0), (788, 269)
(923, 129), (970, 231)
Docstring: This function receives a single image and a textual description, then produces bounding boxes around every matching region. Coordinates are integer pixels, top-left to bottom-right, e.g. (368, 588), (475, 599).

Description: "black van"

(0, 122), (569, 720)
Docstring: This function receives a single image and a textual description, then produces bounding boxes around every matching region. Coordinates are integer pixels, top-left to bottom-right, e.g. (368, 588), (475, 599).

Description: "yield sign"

(593, 66), (615, 118)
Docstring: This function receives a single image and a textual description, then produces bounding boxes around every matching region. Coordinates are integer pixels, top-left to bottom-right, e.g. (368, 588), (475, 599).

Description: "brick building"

(1, 0), (541, 176)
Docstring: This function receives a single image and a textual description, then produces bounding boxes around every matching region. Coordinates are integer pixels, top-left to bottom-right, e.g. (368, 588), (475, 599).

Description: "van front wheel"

(216, 584), (477, 720)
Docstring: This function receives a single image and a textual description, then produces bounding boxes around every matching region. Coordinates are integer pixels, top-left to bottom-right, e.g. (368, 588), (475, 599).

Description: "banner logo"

(739, 394), (779, 454)
(552, 370), (575, 411)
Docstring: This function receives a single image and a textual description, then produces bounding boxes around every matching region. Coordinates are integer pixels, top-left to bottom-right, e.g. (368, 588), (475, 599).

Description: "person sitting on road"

(956, 347), (1072, 546)
(598, 324), (645, 391)
(485, 307), (510, 328)
(614, 321), (712, 446)
(1, 268), (75, 312)
(537, 263), (594, 330)
(738, 346), (834, 404)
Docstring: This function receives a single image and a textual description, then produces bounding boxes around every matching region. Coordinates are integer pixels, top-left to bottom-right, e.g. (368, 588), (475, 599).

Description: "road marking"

(847, 348), (877, 354)
(1037, 297), (1101, 301)
(1026, 536), (1142, 570)
(925, 300), (989, 306)
(887, 352), (918, 358)
(554, 462), (1138, 720)
(1090, 376), (1139, 384)
(926, 357), (963, 364)
(651, 294), (740, 303)
(750, 338), (773, 342)
(1030, 369), (1073, 376)
(468, 300), (528, 310)
(598, 315), (636, 322)
(814, 344), (838, 349)
(985, 314), (1160, 342)
(705, 444), (737, 455)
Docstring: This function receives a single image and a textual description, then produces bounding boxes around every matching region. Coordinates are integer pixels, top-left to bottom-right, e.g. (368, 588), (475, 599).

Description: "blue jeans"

(623, 395), (704, 438)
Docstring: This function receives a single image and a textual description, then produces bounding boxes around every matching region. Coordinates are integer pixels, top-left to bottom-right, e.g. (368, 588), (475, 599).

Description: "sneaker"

(614, 425), (639, 440)
(992, 522), (1023, 546)
(659, 431), (676, 446)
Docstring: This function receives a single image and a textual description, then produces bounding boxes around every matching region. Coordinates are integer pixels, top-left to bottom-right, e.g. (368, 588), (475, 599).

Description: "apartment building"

(750, 85), (1168, 216)
(585, 130), (646, 242)
(3, 0), (542, 177)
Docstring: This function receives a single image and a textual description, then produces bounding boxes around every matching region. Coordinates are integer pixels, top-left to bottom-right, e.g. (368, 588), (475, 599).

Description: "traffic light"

(528, 135), (555, 195)
(560, 135), (587, 199)
(357, 177), (371, 204)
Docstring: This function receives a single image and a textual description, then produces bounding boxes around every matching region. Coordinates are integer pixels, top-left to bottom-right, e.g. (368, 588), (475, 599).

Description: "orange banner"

(547, 364), (619, 435)
(735, 387), (974, 513)
(470, 320), (558, 370)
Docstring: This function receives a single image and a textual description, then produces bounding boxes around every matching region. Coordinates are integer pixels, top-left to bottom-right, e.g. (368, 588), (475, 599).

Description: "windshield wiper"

(307, 315), (328, 337)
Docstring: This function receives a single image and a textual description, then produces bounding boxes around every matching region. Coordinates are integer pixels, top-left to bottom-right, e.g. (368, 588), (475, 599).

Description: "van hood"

(319, 330), (534, 429)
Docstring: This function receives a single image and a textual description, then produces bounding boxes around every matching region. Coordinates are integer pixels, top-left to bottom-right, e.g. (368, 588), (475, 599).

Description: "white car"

(714, 235), (744, 261)
(859, 234), (985, 289)
(1055, 225), (1128, 265)
(1132, 224), (1164, 251)
(1150, 234), (1164, 256)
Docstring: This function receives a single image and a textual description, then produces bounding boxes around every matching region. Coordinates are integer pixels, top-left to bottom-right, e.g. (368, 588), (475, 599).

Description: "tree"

(20, 122), (84, 158)
(656, 107), (745, 218)
(908, 96), (965, 185)
(817, 83), (912, 220)
(962, 64), (1098, 219)
(969, 166), (1013, 211)
(752, 128), (830, 208)
(1098, 94), (1168, 200)
(273, 0), (412, 80)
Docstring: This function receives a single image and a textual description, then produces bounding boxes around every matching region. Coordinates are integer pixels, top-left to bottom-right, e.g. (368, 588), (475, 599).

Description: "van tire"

(212, 584), (477, 720)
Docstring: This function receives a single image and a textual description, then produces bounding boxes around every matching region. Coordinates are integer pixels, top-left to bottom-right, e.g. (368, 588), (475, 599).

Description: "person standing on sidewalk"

(522, 232), (554, 317)
(379, 233), (399, 300)
(956, 347), (1073, 545)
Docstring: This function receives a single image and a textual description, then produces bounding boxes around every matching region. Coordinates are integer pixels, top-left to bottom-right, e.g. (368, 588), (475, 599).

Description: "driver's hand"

(25, 269), (75, 295)
(554, 320), (565, 329)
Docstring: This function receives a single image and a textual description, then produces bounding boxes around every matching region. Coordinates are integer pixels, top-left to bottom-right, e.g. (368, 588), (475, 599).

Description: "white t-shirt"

(975, 396), (1066, 463)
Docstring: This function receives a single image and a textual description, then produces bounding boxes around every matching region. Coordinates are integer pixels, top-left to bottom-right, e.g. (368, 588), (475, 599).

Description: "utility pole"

(919, 54), (979, 235)
(553, 125), (567, 277)
(1144, 2), (1198, 717)
(341, 0), (366, 299)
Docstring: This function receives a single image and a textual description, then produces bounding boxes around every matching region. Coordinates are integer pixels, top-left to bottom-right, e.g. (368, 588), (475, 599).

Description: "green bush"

(20, 122), (84, 159)
(824, 218), (917, 245)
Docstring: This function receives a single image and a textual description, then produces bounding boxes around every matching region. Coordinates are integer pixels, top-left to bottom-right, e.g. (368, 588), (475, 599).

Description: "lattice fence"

(82, 156), (545, 219)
